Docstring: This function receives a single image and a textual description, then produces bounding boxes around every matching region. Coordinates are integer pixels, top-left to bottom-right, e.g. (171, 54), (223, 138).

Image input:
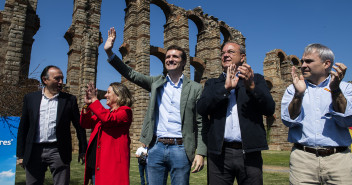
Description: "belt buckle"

(161, 138), (175, 145)
(163, 138), (170, 145)
(315, 147), (329, 157)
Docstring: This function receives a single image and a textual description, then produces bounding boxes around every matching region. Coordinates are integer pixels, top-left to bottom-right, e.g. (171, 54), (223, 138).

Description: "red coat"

(80, 100), (132, 185)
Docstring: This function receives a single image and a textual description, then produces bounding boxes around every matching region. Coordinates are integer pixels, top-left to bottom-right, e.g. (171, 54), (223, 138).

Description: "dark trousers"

(25, 144), (70, 185)
(138, 163), (148, 185)
(208, 147), (263, 185)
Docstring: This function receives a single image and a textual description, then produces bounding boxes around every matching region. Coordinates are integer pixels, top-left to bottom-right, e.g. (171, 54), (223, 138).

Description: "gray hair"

(304, 44), (334, 69)
(221, 41), (246, 55)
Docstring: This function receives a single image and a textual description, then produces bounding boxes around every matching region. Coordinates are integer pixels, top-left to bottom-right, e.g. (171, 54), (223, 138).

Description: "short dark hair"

(40, 65), (61, 85)
(110, 82), (134, 107)
(166, 45), (187, 62)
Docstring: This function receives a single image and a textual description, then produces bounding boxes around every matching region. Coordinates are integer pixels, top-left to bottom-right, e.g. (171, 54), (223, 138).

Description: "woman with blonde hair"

(80, 82), (133, 185)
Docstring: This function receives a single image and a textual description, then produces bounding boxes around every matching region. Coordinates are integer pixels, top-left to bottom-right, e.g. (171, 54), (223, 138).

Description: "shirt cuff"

(282, 107), (305, 127)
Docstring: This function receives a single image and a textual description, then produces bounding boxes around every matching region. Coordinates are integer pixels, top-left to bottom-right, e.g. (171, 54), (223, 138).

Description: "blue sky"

(0, 117), (19, 185)
(0, 0), (351, 182)
(1, 0), (351, 93)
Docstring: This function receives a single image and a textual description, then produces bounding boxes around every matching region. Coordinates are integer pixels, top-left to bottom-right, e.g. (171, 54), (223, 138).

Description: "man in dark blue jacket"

(197, 41), (275, 185)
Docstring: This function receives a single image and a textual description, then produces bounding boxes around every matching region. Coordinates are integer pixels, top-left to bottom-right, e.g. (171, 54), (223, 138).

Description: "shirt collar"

(42, 88), (60, 99)
(306, 75), (331, 88)
(166, 74), (184, 88)
(223, 72), (226, 78)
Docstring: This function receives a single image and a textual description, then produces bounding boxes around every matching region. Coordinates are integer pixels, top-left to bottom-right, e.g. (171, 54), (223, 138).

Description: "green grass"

(15, 151), (289, 185)
(262, 150), (290, 167)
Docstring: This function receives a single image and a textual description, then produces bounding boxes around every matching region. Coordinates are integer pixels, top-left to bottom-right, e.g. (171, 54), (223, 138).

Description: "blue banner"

(0, 117), (20, 185)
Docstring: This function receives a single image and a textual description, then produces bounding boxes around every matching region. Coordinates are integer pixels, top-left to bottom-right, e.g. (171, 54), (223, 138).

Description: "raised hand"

(84, 85), (92, 105)
(288, 66), (306, 119)
(329, 63), (347, 113)
(237, 63), (255, 91)
(330, 63), (347, 91)
(224, 64), (239, 90)
(84, 82), (98, 105)
(104, 27), (116, 57)
(291, 66), (306, 96)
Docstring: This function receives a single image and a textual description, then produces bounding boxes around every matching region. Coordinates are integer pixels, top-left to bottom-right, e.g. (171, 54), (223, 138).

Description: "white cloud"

(0, 169), (15, 178)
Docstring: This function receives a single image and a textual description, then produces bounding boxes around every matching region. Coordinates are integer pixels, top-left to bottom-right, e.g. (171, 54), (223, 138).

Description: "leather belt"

(294, 143), (347, 157)
(34, 142), (58, 147)
(223, 141), (242, 149)
(158, 138), (183, 145)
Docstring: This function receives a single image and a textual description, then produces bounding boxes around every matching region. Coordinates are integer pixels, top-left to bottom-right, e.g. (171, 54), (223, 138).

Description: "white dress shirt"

(35, 89), (59, 143)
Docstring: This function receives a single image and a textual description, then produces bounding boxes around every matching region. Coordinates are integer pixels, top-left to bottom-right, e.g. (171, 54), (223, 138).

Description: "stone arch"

(119, 43), (130, 58)
(288, 55), (301, 67)
(2, 0), (255, 152)
(219, 21), (245, 46)
(187, 9), (205, 34)
(150, 0), (172, 23)
(220, 24), (232, 43)
(265, 77), (274, 91)
(274, 49), (287, 65)
(150, 46), (166, 74)
(190, 57), (206, 83)
(150, 46), (166, 63)
(276, 50), (292, 82)
(150, 46), (166, 76)
(186, 8), (206, 82)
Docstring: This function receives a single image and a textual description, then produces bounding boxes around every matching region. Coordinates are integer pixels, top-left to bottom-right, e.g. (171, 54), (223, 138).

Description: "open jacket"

(17, 91), (87, 165)
(108, 55), (207, 161)
(197, 73), (275, 155)
(80, 101), (132, 185)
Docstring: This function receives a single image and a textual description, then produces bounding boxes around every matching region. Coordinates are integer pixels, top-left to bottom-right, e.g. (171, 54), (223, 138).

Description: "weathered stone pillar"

(195, 18), (221, 84)
(263, 49), (295, 151)
(0, 0), (39, 85)
(163, 6), (190, 78)
(65, 0), (102, 153)
(122, 0), (151, 151)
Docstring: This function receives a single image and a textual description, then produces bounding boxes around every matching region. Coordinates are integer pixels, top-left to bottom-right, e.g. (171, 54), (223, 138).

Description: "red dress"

(80, 100), (132, 185)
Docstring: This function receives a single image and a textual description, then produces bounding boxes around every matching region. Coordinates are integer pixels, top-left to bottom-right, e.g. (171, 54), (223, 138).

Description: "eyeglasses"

(221, 50), (238, 56)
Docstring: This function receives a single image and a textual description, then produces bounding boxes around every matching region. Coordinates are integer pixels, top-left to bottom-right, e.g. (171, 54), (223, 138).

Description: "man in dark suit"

(197, 41), (275, 185)
(16, 65), (87, 185)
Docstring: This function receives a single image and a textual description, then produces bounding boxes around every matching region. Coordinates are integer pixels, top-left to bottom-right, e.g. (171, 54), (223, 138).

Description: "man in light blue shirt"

(281, 43), (352, 184)
(104, 27), (206, 185)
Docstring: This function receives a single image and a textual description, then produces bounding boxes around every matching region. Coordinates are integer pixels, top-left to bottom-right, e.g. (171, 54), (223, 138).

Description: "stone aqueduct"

(0, 0), (301, 151)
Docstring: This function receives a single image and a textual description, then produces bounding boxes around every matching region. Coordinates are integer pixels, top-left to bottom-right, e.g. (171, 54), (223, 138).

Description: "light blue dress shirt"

(223, 73), (242, 142)
(281, 76), (352, 147)
(155, 75), (183, 138)
(108, 53), (184, 138)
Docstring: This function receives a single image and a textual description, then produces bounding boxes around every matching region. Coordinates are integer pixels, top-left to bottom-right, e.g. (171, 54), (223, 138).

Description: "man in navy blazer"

(197, 41), (275, 185)
(16, 65), (87, 185)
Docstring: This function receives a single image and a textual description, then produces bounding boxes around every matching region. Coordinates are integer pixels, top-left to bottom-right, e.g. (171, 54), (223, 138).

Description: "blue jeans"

(147, 141), (191, 185)
(139, 163), (148, 185)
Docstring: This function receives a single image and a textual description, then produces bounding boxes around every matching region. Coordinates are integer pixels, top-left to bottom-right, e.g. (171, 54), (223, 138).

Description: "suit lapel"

(216, 73), (226, 83)
(180, 76), (191, 123)
(56, 93), (66, 126)
(32, 91), (43, 125)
